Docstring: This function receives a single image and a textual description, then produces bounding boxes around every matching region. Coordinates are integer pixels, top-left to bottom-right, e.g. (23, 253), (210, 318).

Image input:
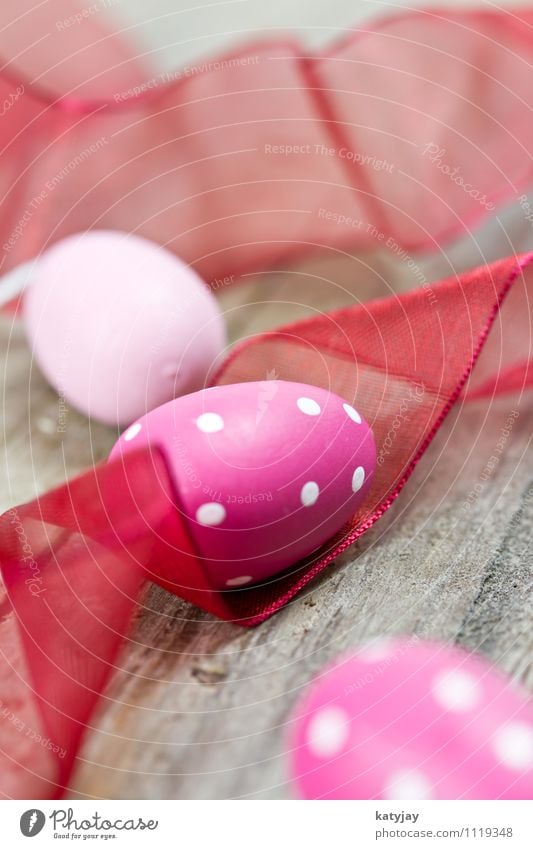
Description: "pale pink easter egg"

(110, 380), (376, 588)
(288, 639), (533, 799)
(23, 231), (226, 426)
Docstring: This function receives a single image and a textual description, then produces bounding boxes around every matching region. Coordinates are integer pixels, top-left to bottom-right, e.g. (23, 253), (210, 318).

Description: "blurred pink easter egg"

(24, 231), (226, 426)
(288, 638), (533, 799)
(110, 380), (376, 588)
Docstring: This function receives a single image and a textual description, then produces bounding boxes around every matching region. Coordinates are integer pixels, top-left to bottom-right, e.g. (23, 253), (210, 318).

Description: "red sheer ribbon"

(0, 8), (533, 284)
(0, 3), (532, 800)
(213, 252), (533, 624)
(0, 447), (235, 798)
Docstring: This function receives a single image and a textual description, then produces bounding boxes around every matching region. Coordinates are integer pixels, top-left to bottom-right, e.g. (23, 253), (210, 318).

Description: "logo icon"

(20, 810), (46, 837)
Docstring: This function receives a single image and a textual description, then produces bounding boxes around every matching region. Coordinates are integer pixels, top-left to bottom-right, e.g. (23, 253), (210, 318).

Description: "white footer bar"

(2, 799), (532, 848)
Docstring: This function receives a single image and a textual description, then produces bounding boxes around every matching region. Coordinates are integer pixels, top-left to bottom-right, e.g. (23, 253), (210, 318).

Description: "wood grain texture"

(1, 253), (532, 800)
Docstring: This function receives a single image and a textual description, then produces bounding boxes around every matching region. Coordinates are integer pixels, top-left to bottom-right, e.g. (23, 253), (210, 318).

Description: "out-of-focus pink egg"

(288, 638), (533, 799)
(23, 231), (226, 426)
(110, 380), (376, 588)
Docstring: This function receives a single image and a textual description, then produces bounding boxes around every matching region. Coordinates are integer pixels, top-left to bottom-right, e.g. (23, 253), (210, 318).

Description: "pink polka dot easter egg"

(110, 380), (376, 588)
(23, 231), (226, 426)
(288, 639), (533, 799)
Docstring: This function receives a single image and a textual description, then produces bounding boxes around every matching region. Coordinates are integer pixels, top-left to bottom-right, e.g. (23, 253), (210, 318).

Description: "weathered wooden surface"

(1, 251), (532, 799)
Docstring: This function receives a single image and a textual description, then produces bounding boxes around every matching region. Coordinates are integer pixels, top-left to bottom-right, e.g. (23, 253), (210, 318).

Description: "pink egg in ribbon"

(23, 231), (226, 426)
(288, 639), (533, 799)
(110, 380), (376, 588)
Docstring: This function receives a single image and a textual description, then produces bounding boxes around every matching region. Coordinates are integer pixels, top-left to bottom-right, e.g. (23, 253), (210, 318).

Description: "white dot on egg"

(195, 502), (226, 526)
(123, 422), (142, 442)
(297, 397), (321, 416)
(343, 403), (362, 424)
(492, 722), (533, 771)
(300, 481), (320, 507)
(431, 669), (481, 713)
(226, 575), (253, 587)
(384, 769), (433, 800)
(352, 466), (365, 493)
(196, 412), (224, 433)
(306, 706), (350, 758)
